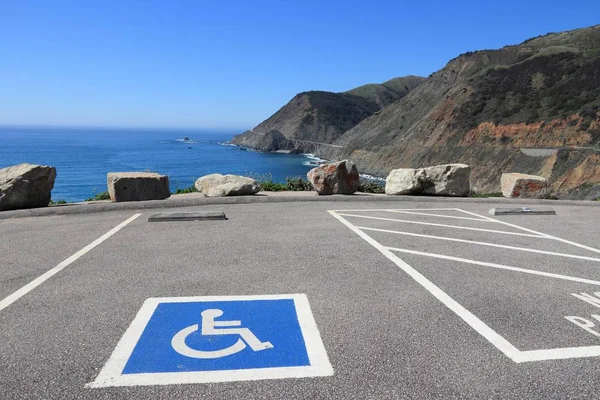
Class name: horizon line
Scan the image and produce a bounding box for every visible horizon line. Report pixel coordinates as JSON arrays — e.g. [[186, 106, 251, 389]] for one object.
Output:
[[0, 124, 249, 132]]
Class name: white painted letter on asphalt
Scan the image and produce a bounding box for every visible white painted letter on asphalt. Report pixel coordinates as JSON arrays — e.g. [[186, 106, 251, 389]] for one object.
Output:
[[571, 292, 600, 309], [565, 316, 600, 338]]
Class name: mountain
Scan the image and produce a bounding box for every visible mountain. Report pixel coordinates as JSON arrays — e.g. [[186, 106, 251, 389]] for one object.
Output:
[[233, 25, 600, 199], [324, 24, 600, 199], [230, 76, 425, 151], [344, 76, 426, 108]]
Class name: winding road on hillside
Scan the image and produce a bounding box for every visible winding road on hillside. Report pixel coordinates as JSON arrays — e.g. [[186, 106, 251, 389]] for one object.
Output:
[[249, 129, 345, 149]]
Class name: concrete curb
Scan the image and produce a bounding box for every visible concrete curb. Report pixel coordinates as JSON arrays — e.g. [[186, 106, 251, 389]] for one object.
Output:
[[0, 192, 598, 220]]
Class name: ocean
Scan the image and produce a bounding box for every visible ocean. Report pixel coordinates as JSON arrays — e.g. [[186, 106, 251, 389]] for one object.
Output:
[[0, 127, 322, 202]]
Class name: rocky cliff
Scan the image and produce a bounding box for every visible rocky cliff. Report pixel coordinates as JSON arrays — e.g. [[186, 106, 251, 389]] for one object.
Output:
[[324, 25, 600, 199], [231, 76, 425, 152]]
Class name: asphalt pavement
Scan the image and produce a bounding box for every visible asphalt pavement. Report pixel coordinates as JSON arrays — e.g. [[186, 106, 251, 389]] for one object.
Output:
[[1, 199, 600, 399]]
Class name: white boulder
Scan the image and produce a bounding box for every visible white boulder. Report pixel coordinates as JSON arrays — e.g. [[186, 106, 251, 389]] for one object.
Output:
[[385, 164, 471, 196], [194, 174, 260, 197], [0, 163, 56, 211]]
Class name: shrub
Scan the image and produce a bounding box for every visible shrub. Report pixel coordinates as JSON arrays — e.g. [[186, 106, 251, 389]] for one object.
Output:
[[49, 199, 67, 205], [285, 177, 312, 191], [173, 186, 197, 195], [246, 172, 312, 192], [358, 180, 385, 193], [259, 181, 287, 191], [85, 191, 111, 201], [469, 192, 504, 198]]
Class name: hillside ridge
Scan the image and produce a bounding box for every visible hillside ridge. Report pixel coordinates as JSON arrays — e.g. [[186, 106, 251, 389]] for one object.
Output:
[[231, 76, 425, 150], [234, 24, 600, 199]]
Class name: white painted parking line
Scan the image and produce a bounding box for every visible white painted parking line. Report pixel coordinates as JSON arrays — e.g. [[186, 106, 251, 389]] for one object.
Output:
[[386, 247, 600, 285], [0, 213, 141, 312], [329, 208, 600, 363], [458, 209, 600, 256], [328, 210, 524, 363], [520, 346, 600, 362], [336, 213, 547, 239], [387, 210, 492, 222], [358, 226, 600, 263], [330, 208, 459, 212], [456, 209, 553, 238]]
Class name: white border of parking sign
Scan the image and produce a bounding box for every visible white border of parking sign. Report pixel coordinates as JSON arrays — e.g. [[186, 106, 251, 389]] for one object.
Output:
[[87, 294, 333, 388]]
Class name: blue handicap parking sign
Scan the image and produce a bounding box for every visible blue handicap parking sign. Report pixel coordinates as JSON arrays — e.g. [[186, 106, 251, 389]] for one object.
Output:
[[88, 294, 333, 388]]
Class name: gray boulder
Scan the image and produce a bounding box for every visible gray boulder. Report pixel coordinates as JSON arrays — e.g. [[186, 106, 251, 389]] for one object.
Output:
[[194, 174, 260, 197], [0, 163, 56, 211], [107, 172, 170, 202], [307, 160, 360, 195], [385, 164, 470, 196]]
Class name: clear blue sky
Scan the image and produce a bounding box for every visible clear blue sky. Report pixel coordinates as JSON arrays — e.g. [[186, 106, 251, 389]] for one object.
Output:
[[1, 1, 599, 130]]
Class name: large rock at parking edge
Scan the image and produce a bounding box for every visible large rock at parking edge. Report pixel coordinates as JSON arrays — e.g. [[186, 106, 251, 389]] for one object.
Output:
[[501, 173, 548, 198], [107, 172, 171, 202], [307, 160, 360, 195], [385, 164, 471, 196], [0, 163, 57, 211], [194, 174, 260, 197]]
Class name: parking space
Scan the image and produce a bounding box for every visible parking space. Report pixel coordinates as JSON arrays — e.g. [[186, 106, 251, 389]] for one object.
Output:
[[330, 207, 600, 362], [1, 201, 600, 399], [0, 212, 141, 300]]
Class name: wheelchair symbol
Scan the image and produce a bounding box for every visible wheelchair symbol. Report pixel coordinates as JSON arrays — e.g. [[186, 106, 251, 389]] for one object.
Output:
[[171, 308, 274, 359]]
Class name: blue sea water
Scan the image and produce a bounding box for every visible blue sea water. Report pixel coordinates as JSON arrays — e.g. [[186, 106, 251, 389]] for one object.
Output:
[[0, 127, 321, 202]]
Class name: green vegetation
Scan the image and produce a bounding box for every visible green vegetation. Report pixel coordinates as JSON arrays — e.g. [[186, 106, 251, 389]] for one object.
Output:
[[49, 199, 68, 205], [172, 186, 197, 195], [85, 191, 111, 201], [259, 180, 288, 191], [469, 192, 504, 198], [345, 76, 425, 108], [358, 180, 385, 193], [283, 177, 313, 191], [453, 50, 600, 132], [246, 173, 313, 192], [171, 178, 199, 195], [250, 172, 385, 193], [304, 91, 380, 142]]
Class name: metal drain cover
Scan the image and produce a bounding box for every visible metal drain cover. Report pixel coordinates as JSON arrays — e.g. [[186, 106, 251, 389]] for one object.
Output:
[[489, 207, 556, 216], [148, 211, 227, 222]]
